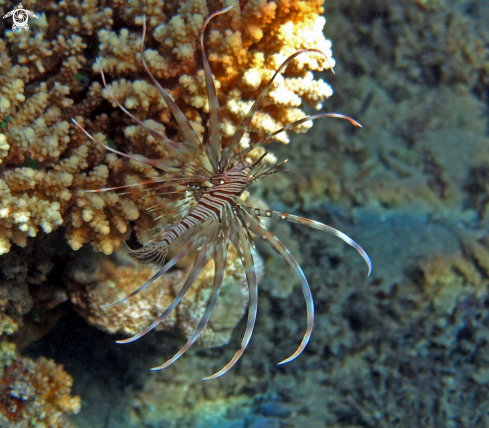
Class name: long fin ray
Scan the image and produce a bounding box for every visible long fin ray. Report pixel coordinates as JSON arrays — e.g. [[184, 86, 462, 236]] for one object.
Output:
[[203, 214, 258, 379], [71, 118, 181, 172], [117, 242, 213, 344], [100, 238, 195, 308], [251, 208, 372, 276], [96, 58, 186, 161], [200, 7, 233, 172], [241, 207, 314, 365], [150, 233, 228, 371], [236, 113, 362, 161], [141, 16, 202, 152]]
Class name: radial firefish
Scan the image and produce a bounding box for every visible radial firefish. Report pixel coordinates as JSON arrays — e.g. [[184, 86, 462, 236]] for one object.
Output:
[[72, 6, 372, 380]]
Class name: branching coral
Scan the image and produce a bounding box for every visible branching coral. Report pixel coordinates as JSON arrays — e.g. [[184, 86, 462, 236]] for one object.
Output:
[[0, 0, 334, 255], [0, 0, 108, 254], [0, 342, 81, 428]]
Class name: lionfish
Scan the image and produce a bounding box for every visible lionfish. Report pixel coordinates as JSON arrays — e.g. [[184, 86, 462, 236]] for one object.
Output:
[[72, 6, 372, 380]]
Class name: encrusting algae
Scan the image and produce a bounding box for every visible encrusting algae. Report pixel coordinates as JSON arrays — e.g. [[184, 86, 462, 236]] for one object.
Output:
[[0, 0, 335, 256]]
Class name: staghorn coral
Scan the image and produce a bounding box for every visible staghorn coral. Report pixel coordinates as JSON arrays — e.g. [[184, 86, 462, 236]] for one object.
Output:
[[67, 245, 263, 348], [0, 0, 334, 255], [0, 342, 80, 428]]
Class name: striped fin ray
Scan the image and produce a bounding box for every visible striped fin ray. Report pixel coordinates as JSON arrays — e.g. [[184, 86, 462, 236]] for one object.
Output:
[[85, 178, 169, 194], [235, 113, 362, 162], [155, 202, 195, 223], [139, 224, 172, 245], [124, 239, 169, 264], [141, 16, 203, 154], [250, 207, 372, 276], [103, 218, 219, 309], [200, 7, 233, 172], [117, 233, 215, 344], [203, 212, 258, 380], [96, 58, 187, 163], [71, 118, 183, 172], [153, 202, 193, 221], [140, 188, 199, 200], [147, 195, 194, 214], [241, 206, 314, 365], [88, 177, 207, 194], [150, 210, 230, 371], [100, 238, 194, 308]]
